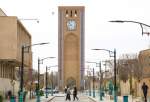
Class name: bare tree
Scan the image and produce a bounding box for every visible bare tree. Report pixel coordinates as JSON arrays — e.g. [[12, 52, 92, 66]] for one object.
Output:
[[117, 53, 142, 95], [52, 71, 58, 88], [118, 53, 142, 81], [117, 59, 129, 82], [48, 71, 58, 89]]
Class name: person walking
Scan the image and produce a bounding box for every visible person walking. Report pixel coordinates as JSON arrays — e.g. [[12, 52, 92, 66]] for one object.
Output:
[[7, 90, 12, 100], [73, 86, 78, 101], [66, 87, 71, 101], [64, 86, 67, 94], [142, 82, 149, 102]]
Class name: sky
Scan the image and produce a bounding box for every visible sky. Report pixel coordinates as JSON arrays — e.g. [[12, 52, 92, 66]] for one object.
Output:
[[0, 0, 150, 72]]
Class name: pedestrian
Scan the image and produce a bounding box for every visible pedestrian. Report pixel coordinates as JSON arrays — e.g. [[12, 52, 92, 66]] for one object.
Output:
[[66, 87, 71, 101], [142, 82, 149, 102], [64, 86, 67, 94], [7, 90, 12, 100], [73, 86, 79, 101]]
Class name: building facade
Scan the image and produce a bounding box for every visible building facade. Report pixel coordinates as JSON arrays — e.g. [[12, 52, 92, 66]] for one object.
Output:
[[138, 49, 150, 97], [58, 6, 85, 90], [0, 8, 32, 96]]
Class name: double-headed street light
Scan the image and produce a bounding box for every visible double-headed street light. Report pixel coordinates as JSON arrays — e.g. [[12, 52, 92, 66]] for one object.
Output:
[[109, 20, 150, 36], [45, 65, 58, 98], [19, 42, 49, 102], [86, 61, 102, 100], [81, 67, 92, 96], [109, 20, 150, 102], [37, 57, 55, 102], [92, 48, 117, 102]]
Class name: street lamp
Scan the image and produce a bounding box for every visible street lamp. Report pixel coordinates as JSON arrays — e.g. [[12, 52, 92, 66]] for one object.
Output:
[[19, 42, 49, 102], [109, 20, 150, 36], [19, 18, 39, 23], [86, 61, 102, 100], [86, 62, 97, 98], [86, 69, 92, 96], [45, 65, 58, 98], [92, 68, 95, 98], [92, 48, 117, 102], [37, 57, 55, 102], [81, 67, 92, 96]]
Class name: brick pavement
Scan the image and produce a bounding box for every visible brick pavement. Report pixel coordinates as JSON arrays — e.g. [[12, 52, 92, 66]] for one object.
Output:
[[88, 94, 146, 102], [3, 92, 148, 102], [49, 94, 96, 102]]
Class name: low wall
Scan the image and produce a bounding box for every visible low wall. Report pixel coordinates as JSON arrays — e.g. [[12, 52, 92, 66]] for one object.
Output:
[[0, 78, 19, 97]]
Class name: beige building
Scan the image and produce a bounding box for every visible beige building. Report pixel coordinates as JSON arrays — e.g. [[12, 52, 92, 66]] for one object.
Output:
[[139, 49, 150, 78], [58, 6, 85, 90], [138, 49, 150, 97], [0, 8, 32, 96]]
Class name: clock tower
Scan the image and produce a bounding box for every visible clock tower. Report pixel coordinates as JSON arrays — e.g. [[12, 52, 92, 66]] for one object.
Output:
[[58, 6, 85, 90]]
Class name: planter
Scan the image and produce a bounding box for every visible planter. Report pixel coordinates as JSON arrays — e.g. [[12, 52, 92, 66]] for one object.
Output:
[[123, 96, 128, 102]]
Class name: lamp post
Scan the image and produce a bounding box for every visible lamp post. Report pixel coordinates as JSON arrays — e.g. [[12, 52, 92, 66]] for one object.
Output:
[[102, 60, 110, 95], [99, 61, 103, 101], [87, 61, 102, 100], [86, 62, 95, 97], [45, 66, 48, 98], [37, 57, 55, 102], [86, 61, 102, 100], [81, 67, 92, 96], [109, 20, 150, 36], [45, 65, 57, 98], [92, 48, 117, 102], [87, 70, 91, 96], [19, 42, 49, 102], [92, 68, 95, 98]]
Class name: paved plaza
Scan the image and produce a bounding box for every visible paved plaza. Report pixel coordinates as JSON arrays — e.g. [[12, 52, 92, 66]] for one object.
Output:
[[4, 92, 148, 102], [50, 95, 95, 102], [26, 92, 146, 102]]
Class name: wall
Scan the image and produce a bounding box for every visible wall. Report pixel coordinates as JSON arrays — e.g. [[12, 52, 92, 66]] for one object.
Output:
[[0, 16, 17, 60], [0, 78, 19, 96], [0, 14, 32, 98], [17, 20, 32, 66], [0, 16, 32, 66], [138, 49, 150, 97]]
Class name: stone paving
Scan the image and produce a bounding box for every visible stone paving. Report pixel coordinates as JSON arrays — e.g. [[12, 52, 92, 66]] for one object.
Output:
[[50, 95, 95, 102], [4, 92, 148, 102]]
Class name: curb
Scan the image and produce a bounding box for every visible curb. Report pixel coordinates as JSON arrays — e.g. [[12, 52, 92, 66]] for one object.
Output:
[[47, 96, 56, 102], [87, 96, 98, 102]]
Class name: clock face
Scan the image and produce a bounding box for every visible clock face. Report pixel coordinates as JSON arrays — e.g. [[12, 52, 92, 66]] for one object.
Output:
[[67, 20, 76, 31]]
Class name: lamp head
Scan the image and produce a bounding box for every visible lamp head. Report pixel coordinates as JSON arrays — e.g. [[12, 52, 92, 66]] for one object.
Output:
[[39, 42, 49, 45], [86, 61, 96, 63], [48, 57, 56, 59], [109, 20, 125, 23], [91, 49, 101, 50]]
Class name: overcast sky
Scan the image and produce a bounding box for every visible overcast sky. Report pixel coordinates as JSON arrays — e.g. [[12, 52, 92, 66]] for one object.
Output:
[[1, 0, 150, 72]]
